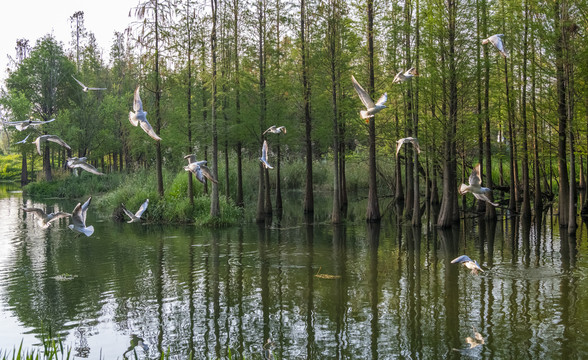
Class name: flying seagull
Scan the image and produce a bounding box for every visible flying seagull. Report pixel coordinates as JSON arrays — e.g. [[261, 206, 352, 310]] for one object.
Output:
[[260, 140, 273, 169], [396, 137, 421, 156], [2, 118, 55, 131], [23, 207, 71, 229], [184, 155, 217, 184], [351, 75, 387, 120], [72, 75, 107, 92], [451, 255, 484, 275], [129, 85, 162, 141], [459, 163, 499, 206], [69, 197, 94, 237], [482, 34, 508, 58], [67, 157, 105, 176], [14, 134, 30, 145], [392, 67, 419, 84], [263, 125, 287, 135], [33, 135, 71, 156], [122, 199, 149, 223]]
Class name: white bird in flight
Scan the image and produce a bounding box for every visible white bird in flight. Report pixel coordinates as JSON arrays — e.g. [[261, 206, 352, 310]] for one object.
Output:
[[72, 75, 107, 92], [69, 197, 94, 237], [67, 157, 105, 176], [459, 164, 499, 207], [23, 207, 71, 229], [14, 134, 30, 145], [33, 135, 71, 156], [451, 255, 484, 275], [351, 75, 387, 120], [482, 34, 508, 58], [121, 199, 149, 223], [260, 140, 273, 169], [396, 137, 421, 156], [129, 86, 161, 141], [263, 125, 287, 135], [392, 67, 419, 84], [184, 154, 217, 184], [2, 118, 55, 131]]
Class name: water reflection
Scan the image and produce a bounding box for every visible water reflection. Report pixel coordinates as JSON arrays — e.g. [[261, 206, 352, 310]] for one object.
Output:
[[1, 188, 588, 358]]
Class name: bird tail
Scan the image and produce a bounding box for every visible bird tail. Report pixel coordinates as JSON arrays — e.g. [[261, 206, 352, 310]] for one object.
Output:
[[82, 226, 95, 237], [459, 184, 469, 195], [360, 110, 373, 119], [129, 112, 139, 126]]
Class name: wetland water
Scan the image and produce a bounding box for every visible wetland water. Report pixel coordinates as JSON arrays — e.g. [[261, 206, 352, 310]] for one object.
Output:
[[1, 183, 588, 359]]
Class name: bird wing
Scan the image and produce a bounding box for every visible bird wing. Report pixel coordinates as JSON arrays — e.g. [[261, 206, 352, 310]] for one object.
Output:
[[30, 118, 56, 125], [262, 140, 269, 161], [46, 135, 71, 150], [393, 71, 405, 83], [184, 154, 197, 164], [351, 75, 375, 109], [34, 137, 42, 155], [451, 255, 473, 264], [278, 126, 287, 134], [195, 160, 207, 166], [79, 161, 105, 175], [71, 202, 85, 227], [133, 86, 143, 112], [139, 119, 162, 141], [46, 212, 72, 224], [121, 204, 136, 220], [23, 207, 47, 219], [195, 167, 206, 184], [263, 126, 276, 135], [72, 76, 86, 89], [469, 164, 482, 186], [135, 199, 149, 218], [473, 192, 498, 207], [396, 139, 404, 156], [81, 197, 92, 225], [15, 134, 30, 144], [412, 138, 421, 153], [200, 165, 218, 184], [375, 92, 387, 107], [87, 87, 107, 91], [128, 112, 139, 127]]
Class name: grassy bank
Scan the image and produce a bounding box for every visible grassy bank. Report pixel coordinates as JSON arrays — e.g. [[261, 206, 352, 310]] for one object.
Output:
[[0, 154, 22, 181], [19, 156, 379, 225]]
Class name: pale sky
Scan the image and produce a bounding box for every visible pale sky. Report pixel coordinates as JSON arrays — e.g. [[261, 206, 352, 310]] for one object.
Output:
[[1, 0, 141, 82]]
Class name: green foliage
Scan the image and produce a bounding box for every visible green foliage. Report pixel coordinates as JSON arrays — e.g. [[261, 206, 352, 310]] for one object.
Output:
[[24, 172, 124, 198], [0, 154, 22, 181]]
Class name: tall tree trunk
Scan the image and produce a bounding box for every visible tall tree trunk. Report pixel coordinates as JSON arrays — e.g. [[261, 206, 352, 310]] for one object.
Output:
[[531, 32, 542, 212], [233, 0, 243, 208], [186, 1, 194, 206], [154, 1, 164, 197], [366, 0, 380, 222], [301, 0, 314, 214], [520, 0, 531, 220], [43, 143, 52, 181], [481, 0, 496, 219], [475, 0, 485, 213], [329, 0, 341, 224], [275, 0, 283, 211], [20, 151, 28, 186], [554, 0, 569, 226], [403, 0, 414, 220], [564, 0, 576, 233], [437, 0, 458, 227], [256, 0, 268, 221], [210, 0, 220, 217], [411, 0, 421, 227]]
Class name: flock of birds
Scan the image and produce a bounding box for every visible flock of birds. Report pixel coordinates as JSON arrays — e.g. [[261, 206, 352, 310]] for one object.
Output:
[[7, 33, 507, 243], [350, 33, 507, 209]]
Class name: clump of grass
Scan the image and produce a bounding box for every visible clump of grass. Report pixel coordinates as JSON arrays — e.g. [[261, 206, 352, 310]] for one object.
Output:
[[0, 154, 22, 181], [24, 172, 124, 198]]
